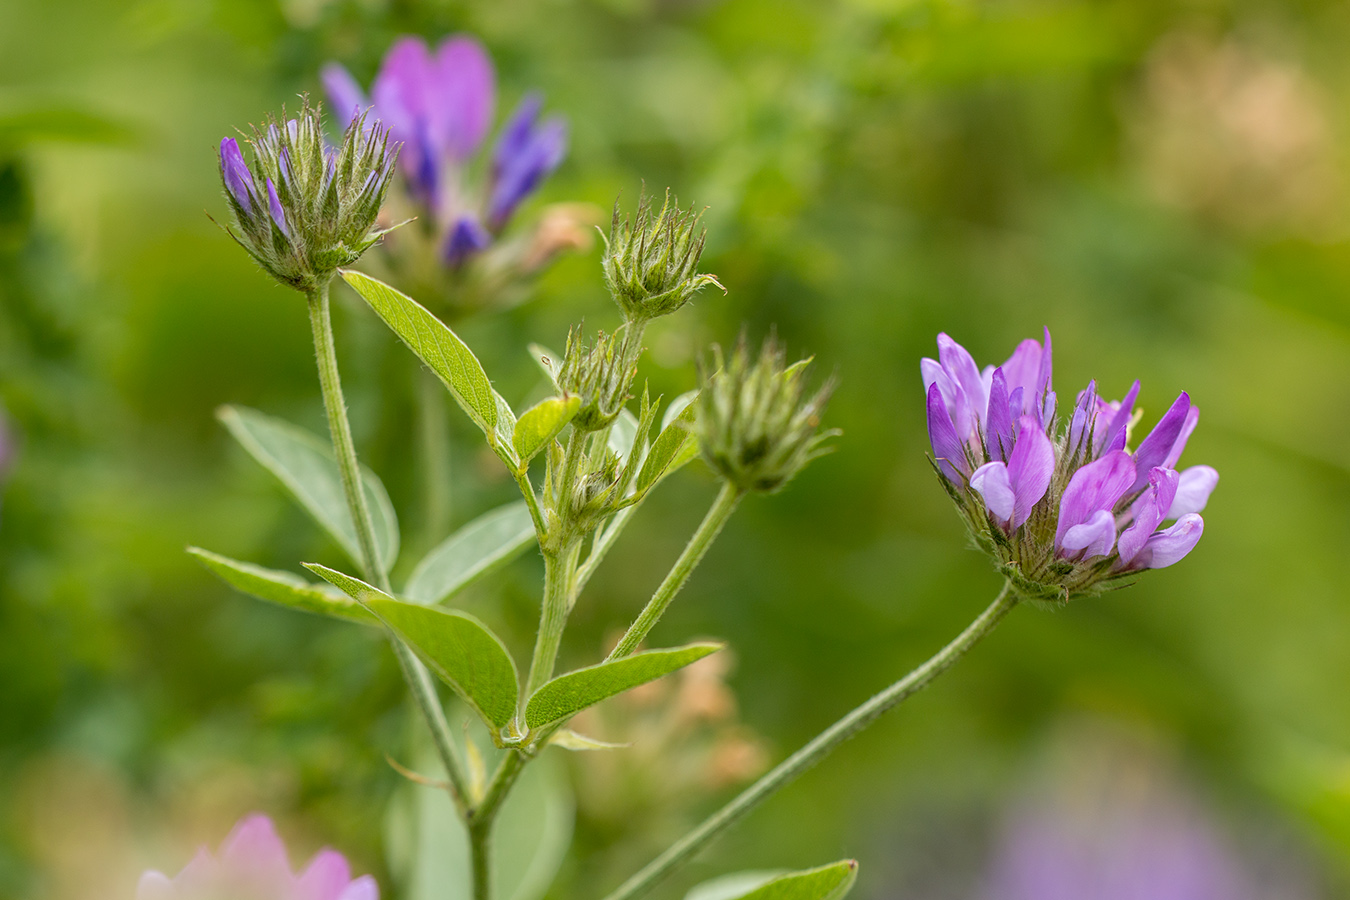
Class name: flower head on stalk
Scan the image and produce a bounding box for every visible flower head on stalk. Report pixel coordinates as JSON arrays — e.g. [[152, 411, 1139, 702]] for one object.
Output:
[[696, 334, 837, 494], [321, 36, 570, 278], [603, 188, 725, 323], [136, 814, 377, 900], [923, 330, 1218, 602], [217, 99, 398, 293]]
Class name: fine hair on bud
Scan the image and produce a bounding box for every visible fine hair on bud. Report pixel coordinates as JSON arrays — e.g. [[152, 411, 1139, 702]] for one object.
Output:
[[558, 324, 638, 431], [601, 186, 725, 322], [217, 96, 400, 293], [695, 331, 838, 494]]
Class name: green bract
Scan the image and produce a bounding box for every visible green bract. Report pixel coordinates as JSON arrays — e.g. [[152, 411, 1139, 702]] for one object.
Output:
[[601, 188, 724, 322]]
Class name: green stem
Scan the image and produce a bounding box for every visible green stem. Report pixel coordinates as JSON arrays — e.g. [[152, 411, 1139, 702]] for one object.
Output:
[[469, 817, 493, 900], [525, 541, 581, 697], [599, 580, 1019, 900], [607, 482, 743, 661], [306, 281, 470, 811], [514, 470, 547, 540]]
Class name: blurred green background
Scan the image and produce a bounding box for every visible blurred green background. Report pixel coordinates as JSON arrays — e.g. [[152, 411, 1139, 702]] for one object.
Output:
[[3, 0, 1350, 898]]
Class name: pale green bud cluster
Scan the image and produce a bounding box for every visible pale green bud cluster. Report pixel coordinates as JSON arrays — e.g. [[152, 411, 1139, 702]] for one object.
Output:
[[218, 99, 398, 293], [695, 335, 837, 494], [557, 325, 637, 432], [601, 188, 724, 322]]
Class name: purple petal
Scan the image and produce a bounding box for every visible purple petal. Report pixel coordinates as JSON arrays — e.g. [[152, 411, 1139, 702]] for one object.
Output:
[[1059, 508, 1116, 559], [1162, 404, 1200, 469], [1134, 513, 1205, 569], [1169, 464, 1218, 518], [442, 214, 492, 266], [1035, 327, 1053, 418], [373, 36, 439, 199], [1117, 467, 1180, 567], [1100, 380, 1140, 457], [922, 356, 970, 446], [298, 849, 352, 900], [220, 814, 292, 882], [1006, 416, 1055, 528], [1130, 392, 1191, 493], [986, 368, 1014, 462], [927, 382, 968, 481], [1055, 450, 1135, 550], [938, 333, 987, 437], [493, 92, 542, 175], [433, 35, 495, 160], [173, 848, 218, 893], [970, 461, 1015, 524], [1001, 337, 1043, 415], [265, 178, 289, 237], [1068, 379, 1097, 458], [340, 875, 380, 900], [135, 871, 175, 900], [487, 114, 567, 229], [321, 62, 369, 131], [219, 137, 256, 215]]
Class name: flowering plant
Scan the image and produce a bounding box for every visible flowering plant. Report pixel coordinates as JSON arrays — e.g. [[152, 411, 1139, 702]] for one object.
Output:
[[145, 35, 1219, 900]]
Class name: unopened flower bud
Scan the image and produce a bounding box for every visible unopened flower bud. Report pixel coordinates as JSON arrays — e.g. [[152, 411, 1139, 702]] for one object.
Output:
[[217, 99, 398, 293], [558, 325, 637, 432], [601, 188, 724, 322], [695, 334, 837, 494]]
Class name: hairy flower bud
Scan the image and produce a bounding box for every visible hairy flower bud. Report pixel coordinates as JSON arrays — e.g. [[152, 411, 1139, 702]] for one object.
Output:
[[695, 334, 837, 494], [602, 188, 724, 322], [217, 99, 398, 293], [923, 330, 1218, 602], [557, 325, 637, 432]]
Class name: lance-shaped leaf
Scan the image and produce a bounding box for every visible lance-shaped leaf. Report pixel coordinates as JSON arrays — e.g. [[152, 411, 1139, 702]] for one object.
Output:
[[514, 395, 581, 465], [527, 343, 562, 389], [342, 270, 517, 464], [635, 397, 698, 497], [403, 502, 537, 606], [688, 862, 859, 900], [188, 547, 377, 625], [218, 405, 399, 574], [548, 730, 631, 752], [308, 564, 520, 729], [525, 643, 721, 731]]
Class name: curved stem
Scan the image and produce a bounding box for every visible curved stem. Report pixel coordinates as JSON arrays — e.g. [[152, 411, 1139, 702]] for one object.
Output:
[[306, 282, 470, 812], [607, 482, 743, 661], [599, 580, 1019, 900]]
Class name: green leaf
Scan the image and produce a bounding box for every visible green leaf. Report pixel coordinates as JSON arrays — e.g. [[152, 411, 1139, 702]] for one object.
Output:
[[525, 643, 721, 731], [188, 547, 376, 625], [218, 405, 399, 574], [608, 407, 641, 460], [403, 503, 537, 606], [307, 564, 520, 729], [388, 735, 573, 900], [635, 397, 698, 497], [514, 395, 581, 465], [342, 270, 517, 463], [527, 343, 562, 389], [688, 862, 858, 900]]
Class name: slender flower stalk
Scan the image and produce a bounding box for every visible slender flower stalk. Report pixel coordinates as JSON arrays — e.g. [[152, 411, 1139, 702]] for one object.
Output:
[[601, 582, 1020, 900]]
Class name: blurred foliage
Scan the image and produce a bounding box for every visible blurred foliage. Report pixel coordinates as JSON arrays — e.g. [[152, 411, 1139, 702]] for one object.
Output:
[[3, 0, 1350, 898]]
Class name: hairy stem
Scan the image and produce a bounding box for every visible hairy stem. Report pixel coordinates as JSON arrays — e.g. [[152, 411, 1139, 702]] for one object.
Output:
[[607, 482, 743, 660], [600, 580, 1019, 900], [525, 541, 581, 697], [306, 282, 470, 811], [469, 817, 493, 900]]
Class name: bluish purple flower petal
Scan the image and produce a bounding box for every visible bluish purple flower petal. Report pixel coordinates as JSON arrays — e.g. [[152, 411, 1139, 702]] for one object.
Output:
[[1068, 379, 1097, 457], [986, 367, 1014, 462], [265, 178, 288, 237], [971, 461, 1015, 523], [1056, 450, 1135, 552], [493, 92, 543, 176], [1060, 508, 1116, 559], [321, 62, 369, 131], [1007, 416, 1055, 528], [1133, 513, 1205, 570], [1169, 465, 1219, 518], [937, 333, 988, 437], [1163, 404, 1201, 469], [487, 114, 567, 229], [927, 382, 968, 481], [1130, 391, 1191, 493], [1100, 380, 1140, 457], [1001, 337, 1044, 412], [219, 137, 256, 215], [442, 214, 492, 267], [431, 35, 495, 161], [1117, 467, 1180, 567]]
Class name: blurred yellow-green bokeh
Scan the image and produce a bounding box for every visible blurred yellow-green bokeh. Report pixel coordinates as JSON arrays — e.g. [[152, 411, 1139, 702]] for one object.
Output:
[[3, 0, 1350, 898]]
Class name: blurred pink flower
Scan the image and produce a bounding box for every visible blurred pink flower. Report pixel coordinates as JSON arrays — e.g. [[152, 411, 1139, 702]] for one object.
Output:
[[136, 814, 377, 900]]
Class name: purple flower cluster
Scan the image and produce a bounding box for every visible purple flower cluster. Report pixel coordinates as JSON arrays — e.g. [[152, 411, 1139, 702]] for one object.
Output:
[[924, 330, 1217, 599], [322, 35, 567, 267], [137, 814, 377, 900]]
